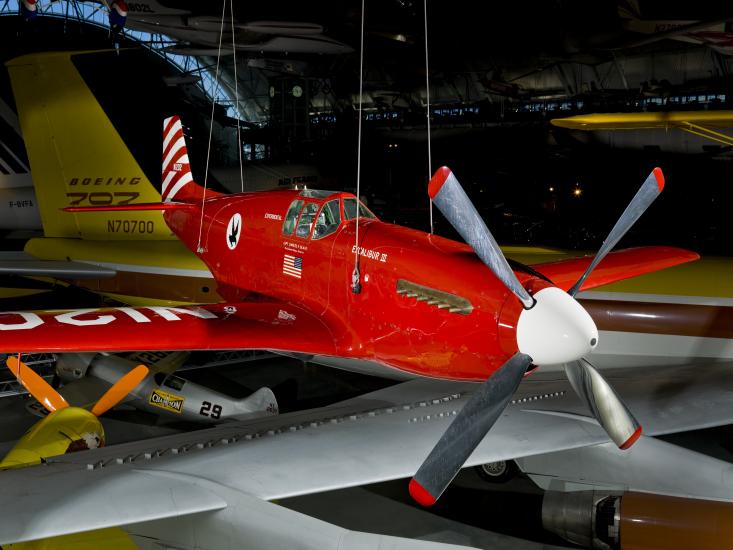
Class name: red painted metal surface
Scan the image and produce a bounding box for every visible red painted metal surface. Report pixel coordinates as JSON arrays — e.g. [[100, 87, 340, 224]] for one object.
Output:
[[13, 182, 698, 382], [533, 247, 699, 294], [0, 302, 336, 356]]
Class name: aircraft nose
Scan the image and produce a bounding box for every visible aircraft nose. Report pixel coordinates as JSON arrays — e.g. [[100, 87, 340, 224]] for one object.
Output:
[[516, 287, 598, 365]]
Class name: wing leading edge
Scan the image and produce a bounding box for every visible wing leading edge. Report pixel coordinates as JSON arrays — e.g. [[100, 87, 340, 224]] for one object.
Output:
[[531, 246, 698, 293]]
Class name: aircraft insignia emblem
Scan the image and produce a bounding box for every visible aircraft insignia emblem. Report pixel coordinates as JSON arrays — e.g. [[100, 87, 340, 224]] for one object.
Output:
[[227, 213, 242, 250]]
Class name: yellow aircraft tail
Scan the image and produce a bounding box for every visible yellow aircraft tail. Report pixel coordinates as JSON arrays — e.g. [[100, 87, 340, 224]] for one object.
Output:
[[6, 51, 173, 241], [4, 51, 218, 306]]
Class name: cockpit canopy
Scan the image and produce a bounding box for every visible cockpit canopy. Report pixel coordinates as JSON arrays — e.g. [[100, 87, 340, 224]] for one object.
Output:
[[282, 191, 376, 240], [297, 189, 338, 199]]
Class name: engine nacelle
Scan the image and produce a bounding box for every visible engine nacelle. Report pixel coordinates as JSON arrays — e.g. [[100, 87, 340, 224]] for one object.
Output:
[[543, 490, 733, 550]]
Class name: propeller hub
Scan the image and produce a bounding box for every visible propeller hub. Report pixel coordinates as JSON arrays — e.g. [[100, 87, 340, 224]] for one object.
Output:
[[516, 287, 598, 365]]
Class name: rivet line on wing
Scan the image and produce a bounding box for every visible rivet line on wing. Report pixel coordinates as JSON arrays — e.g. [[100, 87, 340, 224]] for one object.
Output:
[[81, 393, 466, 471], [510, 390, 565, 405]]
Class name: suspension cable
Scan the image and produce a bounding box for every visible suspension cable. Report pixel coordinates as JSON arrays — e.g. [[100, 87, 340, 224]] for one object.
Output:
[[229, 0, 244, 192], [351, 0, 365, 294], [196, 0, 227, 253], [424, 0, 433, 234]]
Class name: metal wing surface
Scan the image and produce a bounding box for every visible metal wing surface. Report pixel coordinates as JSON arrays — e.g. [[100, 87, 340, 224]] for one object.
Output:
[[530, 246, 698, 293], [1, 361, 733, 544], [0, 302, 337, 356]]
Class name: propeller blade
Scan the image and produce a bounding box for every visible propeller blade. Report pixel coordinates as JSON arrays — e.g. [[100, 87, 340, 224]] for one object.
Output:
[[564, 359, 642, 449], [568, 168, 664, 296], [429, 167, 534, 309], [410, 352, 532, 506], [90, 364, 149, 417], [6, 355, 68, 413]]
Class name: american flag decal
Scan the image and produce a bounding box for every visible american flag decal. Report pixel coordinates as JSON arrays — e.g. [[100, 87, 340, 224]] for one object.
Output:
[[283, 254, 303, 279]]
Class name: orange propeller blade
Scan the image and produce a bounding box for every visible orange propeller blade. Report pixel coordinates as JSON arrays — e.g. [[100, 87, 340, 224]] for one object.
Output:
[[6, 355, 68, 413], [91, 364, 149, 417]]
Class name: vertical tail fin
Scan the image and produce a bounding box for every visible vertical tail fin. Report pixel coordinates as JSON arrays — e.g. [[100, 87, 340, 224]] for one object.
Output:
[[162, 116, 215, 203], [6, 51, 172, 240]]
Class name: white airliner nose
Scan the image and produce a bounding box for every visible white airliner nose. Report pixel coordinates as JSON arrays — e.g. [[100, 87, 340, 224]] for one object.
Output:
[[516, 286, 598, 365]]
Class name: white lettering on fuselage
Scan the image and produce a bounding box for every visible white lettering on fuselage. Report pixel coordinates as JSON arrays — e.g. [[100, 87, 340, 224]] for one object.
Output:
[[352, 245, 388, 263], [283, 240, 308, 254], [265, 213, 283, 221], [146, 306, 218, 321], [56, 309, 116, 326], [0, 307, 218, 330], [0, 311, 42, 331], [116, 307, 152, 323]]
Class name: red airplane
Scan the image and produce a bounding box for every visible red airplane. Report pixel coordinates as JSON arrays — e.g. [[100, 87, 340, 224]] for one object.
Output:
[[0, 116, 697, 506]]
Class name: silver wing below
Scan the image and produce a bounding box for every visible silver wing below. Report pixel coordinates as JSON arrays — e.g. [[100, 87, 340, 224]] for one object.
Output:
[[1, 361, 733, 544]]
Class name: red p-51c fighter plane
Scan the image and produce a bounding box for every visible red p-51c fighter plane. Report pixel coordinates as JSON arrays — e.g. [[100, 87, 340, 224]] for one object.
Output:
[[0, 116, 697, 506]]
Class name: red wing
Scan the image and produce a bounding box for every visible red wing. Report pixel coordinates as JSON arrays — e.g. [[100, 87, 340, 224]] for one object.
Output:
[[0, 302, 337, 355], [530, 246, 699, 293]]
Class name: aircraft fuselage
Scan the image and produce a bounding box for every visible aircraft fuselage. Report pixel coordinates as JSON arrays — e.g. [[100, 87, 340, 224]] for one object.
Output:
[[165, 189, 534, 381]]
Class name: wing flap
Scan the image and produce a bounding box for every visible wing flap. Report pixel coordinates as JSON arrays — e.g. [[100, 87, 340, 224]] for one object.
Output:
[[0, 302, 337, 356], [63, 202, 197, 212], [531, 246, 699, 293]]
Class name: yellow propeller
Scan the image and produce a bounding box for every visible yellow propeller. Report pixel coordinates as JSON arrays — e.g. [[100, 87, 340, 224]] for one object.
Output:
[[7, 355, 68, 413], [6, 354, 149, 417], [2, 355, 150, 469], [91, 364, 149, 416]]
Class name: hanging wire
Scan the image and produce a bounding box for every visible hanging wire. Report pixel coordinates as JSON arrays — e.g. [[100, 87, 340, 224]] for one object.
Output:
[[229, 0, 244, 192], [424, 0, 434, 234], [351, 0, 365, 294], [196, 0, 227, 253]]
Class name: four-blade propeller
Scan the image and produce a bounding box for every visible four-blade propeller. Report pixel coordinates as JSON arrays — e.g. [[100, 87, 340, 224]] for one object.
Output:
[[4, 165, 664, 503], [428, 167, 535, 309], [411, 166, 664, 506]]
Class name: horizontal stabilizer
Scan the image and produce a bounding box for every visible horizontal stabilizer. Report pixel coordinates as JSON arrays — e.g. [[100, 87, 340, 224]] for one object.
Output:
[[0, 252, 116, 279], [64, 202, 197, 213], [230, 387, 279, 420]]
